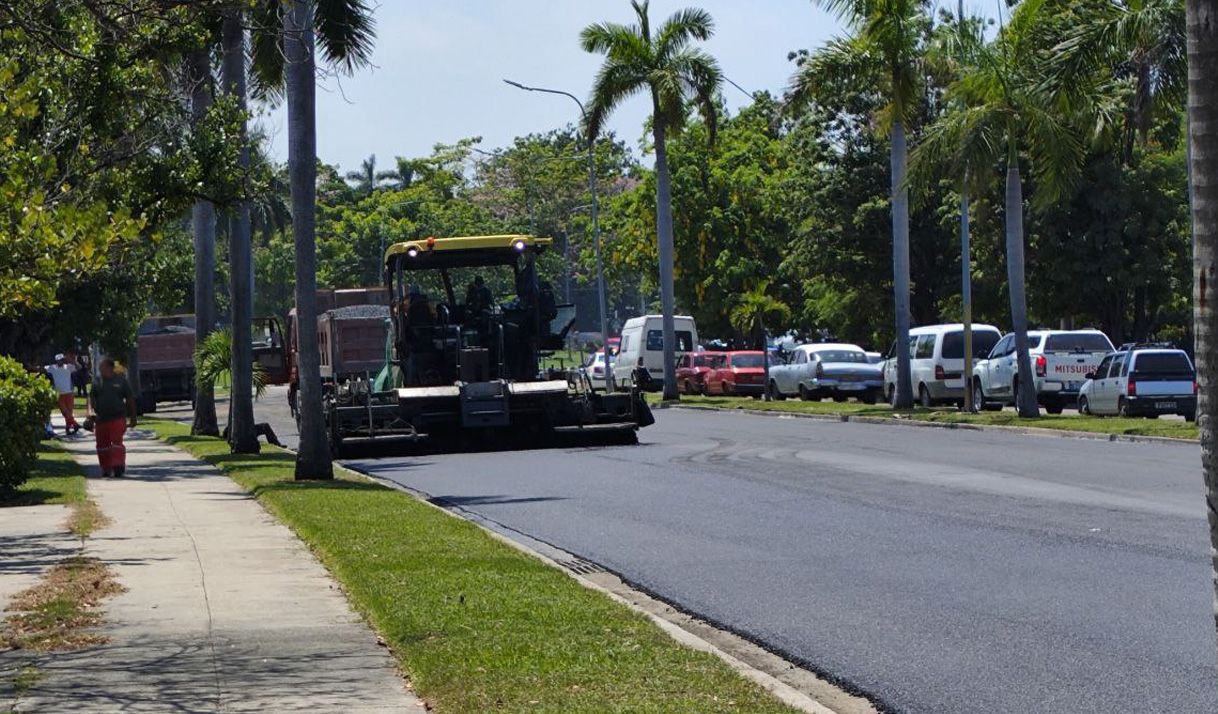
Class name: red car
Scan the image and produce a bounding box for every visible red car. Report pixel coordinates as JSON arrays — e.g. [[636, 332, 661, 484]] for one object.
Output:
[[705, 351, 767, 397], [676, 352, 726, 394]]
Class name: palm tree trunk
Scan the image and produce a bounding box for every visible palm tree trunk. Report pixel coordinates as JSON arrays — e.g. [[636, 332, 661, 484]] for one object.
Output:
[[222, 11, 259, 453], [961, 177, 974, 412], [1005, 164, 1039, 417], [1186, 0, 1218, 662], [286, 0, 333, 480], [188, 48, 219, 437], [653, 118, 679, 401], [891, 120, 914, 408]]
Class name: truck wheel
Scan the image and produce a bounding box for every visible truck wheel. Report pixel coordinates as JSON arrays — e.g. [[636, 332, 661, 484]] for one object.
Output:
[[919, 384, 933, 409], [1185, 410, 1197, 423], [1079, 396, 1092, 416], [769, 381, 786, 401], [972, 381, 986, 412], [798, 384, 811, 401], [1118, 398, 1131, 418]]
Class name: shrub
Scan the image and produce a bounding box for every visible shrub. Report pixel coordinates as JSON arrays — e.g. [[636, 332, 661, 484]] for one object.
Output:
[[0, 355, 56, 496]]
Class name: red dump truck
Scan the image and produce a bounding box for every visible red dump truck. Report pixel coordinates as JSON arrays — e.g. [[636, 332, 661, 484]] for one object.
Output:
[[288, 288, 392, 417], [136, 315, 196, 413]]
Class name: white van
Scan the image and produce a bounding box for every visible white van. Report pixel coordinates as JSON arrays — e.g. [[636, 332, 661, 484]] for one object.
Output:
[[882, 323, 1002, 406], [613, 315, 698, 391]]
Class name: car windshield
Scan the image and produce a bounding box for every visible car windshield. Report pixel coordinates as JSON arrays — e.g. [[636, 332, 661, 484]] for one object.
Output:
[[694, 354, 719, 367], [1134, 352, 1193, 374], [731, 354, 764, 368], [814, 350, 868, 363], [1045, 333, 1113, 352], [941, 331, 1000, 359]]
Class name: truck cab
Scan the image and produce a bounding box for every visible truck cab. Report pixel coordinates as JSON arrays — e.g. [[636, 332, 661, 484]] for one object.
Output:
[[972, 329, 1113, 413]]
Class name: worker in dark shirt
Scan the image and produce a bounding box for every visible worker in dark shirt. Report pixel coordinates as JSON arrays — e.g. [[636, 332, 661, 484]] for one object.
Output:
[[89, 358, 136, 478]]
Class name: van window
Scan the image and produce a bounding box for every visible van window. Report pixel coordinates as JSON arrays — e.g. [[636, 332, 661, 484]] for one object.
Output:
[[1133, 352, 1193, 374], [646, 329, 694, 352], [620, 335, 630, 353], [941, 330, 1001, 360], [914, 334, 936, 359], [1108, 353, 1126, 378]]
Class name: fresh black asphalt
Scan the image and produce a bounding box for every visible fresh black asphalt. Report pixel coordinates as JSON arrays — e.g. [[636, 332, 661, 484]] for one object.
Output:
[[212, 389, 1217, 713]]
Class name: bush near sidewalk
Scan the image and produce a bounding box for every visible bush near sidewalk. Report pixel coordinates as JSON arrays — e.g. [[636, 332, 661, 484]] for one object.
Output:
[[0, 357, 56, 498], [145, 419, 800, 714]]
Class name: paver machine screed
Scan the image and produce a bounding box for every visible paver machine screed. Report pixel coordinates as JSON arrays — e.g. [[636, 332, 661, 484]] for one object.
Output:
[[321, 234, 652, 454]]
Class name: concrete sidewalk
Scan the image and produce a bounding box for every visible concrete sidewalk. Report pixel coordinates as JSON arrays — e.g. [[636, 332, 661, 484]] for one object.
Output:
[[4, 429, 422, 713]]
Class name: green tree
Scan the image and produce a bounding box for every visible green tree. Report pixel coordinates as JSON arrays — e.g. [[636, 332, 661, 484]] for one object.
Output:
[[346, 154, 380, 194], [729, 281, 791, 401], [791, 0, 931, 408], [581, 0, 724, 400]]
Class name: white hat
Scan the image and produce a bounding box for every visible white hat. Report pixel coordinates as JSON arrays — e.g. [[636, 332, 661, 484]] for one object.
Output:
[[54, 353, 65, 361]]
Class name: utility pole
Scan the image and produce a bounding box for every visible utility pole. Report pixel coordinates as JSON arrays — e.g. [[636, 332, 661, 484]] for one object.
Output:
[[504, 78, 615, 390]]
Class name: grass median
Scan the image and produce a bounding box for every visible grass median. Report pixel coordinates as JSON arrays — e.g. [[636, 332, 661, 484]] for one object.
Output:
[[652, 394, 1198, 440], [144, 418, 799, 714]]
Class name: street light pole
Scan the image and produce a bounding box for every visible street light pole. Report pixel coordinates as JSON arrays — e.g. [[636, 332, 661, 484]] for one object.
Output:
[[504, 78, 615, 390]]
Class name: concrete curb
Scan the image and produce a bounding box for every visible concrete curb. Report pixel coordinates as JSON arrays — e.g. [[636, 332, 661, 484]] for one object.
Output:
[[655, 403, 1197, 447]]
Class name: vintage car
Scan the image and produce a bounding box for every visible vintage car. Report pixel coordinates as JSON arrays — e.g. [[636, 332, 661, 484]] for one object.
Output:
[[676, 351, 726, 394], [704, 351, 767, 397], [769, 343, 882, 403]]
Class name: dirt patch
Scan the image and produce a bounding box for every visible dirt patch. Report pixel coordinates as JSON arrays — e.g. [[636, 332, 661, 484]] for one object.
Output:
[[1, 556, 125, 652]]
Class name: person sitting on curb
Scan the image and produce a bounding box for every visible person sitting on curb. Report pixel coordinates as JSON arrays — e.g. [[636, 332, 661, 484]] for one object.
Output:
[[90, 358, 137, 478]]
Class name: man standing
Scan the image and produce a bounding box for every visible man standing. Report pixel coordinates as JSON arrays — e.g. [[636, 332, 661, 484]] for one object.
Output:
[[45, 353, 80, 434], [90, 358, 137, 478]]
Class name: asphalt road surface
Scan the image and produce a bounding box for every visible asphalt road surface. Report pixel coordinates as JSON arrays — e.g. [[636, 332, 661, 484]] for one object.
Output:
[[174, 388, 1218, 713]]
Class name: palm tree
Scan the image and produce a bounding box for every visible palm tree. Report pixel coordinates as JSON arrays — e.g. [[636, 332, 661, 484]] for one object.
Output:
[[276, 0, 374, 479], [346, 154, 379, 194], [221, 10, 259, 453], [1184, 0, 1218, 647], [195, 328, 268, 440], [187, 47, 220, 437], [377, 156, 421, 190], [910, 0, 1090, 417], [789, 0, 930, 409], [729, 281, 791, 402], [1052, 0, 1185, 160], [581, 0, 723, 401]]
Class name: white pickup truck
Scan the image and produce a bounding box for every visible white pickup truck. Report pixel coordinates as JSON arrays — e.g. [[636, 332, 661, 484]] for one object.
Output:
[[971, 329, 1114, 414]]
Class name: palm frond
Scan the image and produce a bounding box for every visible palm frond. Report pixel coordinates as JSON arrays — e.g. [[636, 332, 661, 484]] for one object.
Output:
[[671, 47, 722, 143], [315, 0, 376, 73], [248, 0, 284, 103], [655, 6, 715, 63], [195, 328, 268, 398], [1023, 101, 1085, 206], [584, 58, 649, 139], [786, 36, 877, 109]]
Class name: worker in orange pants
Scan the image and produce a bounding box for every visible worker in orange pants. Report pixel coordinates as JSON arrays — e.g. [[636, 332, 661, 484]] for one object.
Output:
[[89, 359, 137, 478]]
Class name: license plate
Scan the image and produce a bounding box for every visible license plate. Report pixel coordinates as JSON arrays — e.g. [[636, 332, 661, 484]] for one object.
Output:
[[1155, 401, 1177, 409], [1066, 381, 1079, 391]]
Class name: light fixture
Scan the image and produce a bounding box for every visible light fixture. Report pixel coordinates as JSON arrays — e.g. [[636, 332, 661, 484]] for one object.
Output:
[[513, 239, 526, 252], [406, 247, 419, 258]]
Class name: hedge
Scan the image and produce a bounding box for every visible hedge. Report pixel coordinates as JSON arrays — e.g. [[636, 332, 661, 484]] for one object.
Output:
[[0, 355, 56, 497]]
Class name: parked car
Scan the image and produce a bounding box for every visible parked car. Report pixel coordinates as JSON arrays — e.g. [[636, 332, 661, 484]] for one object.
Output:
[[883, 324, 1003, 407], [705, 351, 767, 397], [613, 314, 698, 391], [579, 350, 614, 391], [972, 329, 1114, 414], [676, 351, 725, 394], [770, 343, 883, 403], [1078, 345, 1196, 421]]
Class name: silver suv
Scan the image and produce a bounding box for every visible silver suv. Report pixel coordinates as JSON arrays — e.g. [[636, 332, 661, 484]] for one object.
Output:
[[1078, 345, 1196, 421]]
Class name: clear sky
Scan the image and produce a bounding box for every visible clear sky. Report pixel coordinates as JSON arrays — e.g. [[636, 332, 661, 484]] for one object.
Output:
[[263, 0, 846, 172]]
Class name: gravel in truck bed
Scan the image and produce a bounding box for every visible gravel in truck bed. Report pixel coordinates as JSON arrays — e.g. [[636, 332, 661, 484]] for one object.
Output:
[[326, 304, 390, 319]]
